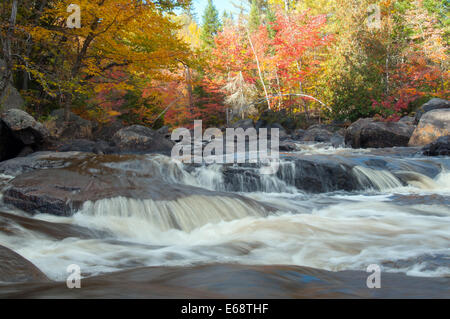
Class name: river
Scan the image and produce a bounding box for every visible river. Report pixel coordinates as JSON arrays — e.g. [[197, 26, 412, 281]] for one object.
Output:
[[0, 143, 449, 298]]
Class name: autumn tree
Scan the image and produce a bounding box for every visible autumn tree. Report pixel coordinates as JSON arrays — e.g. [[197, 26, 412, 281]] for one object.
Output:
[[22, 0, 191, 121]]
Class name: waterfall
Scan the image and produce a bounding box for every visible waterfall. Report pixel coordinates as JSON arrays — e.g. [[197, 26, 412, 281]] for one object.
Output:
[[78, 195, 271, 234], [352, 166, 404, 191]]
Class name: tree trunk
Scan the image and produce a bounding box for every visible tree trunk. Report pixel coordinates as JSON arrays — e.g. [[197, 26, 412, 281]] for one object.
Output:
[[185, 65, 194, 115], [64, 93, 72, 122], [247, 31, 271, 110], [0, 0, 19, 94]]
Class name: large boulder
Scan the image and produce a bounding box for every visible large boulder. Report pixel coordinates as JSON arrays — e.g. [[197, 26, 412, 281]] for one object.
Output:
[[415, 98, 450, 124], [231, 119, 255, 130], [0, 59, 25, 112], [0, 121, 23, 161], [2, 154, 270, 221], [0, 109, 49, 161], [346, 119, 414, 149], [1, 109, 49, 146], [157, 126, 171, 139], [93, 121, 124, 142], [423, 135, 450, 157], [330, 133, 345, 148], [399, 116, 415, 126], [303, 128, 333, 143], [49, 109, 94, 140], [345, 118, 374, 148], [291, 129, 306, 141], [256, 122, 288, 139], [409, 109, 450, 146], [113, 125, 174, 154], [56, 139, 118, 155]]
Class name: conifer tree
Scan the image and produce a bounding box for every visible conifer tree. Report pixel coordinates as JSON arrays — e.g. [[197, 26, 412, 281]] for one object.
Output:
[[249, 0, 261, 32], [200, 0, 221, 48]]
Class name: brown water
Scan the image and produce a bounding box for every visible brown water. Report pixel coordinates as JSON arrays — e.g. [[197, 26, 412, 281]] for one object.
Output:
[[0, 145, 449, 298]]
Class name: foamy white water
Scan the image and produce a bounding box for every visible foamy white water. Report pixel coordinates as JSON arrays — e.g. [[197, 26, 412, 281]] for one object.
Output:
[[1, 147, 449, 282]]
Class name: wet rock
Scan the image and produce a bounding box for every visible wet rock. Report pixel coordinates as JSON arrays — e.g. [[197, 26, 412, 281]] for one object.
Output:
[[330, 133, 345, 148], [0, 151, 87, 176], [223, 156, 363, 193], [279, 141, 297, 152], [290, 157, 361, 193], [0, 245, 49, 283], [49, 109, 93, 140], [1, 264, 448, 299], [113, 125, 174, 155], [409, 109, 450, 146], [1, 109, 49, 146], [414, 98, 450, 124], [56, 139, 118, 155], [423, 135, 450, 156], [346, 119, 414, 148], [2, 155, 266, 217], [0, 211, 108, 240]]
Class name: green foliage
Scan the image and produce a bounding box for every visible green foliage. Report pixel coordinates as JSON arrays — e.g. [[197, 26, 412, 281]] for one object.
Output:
[[249, 0, 262, 32], [200, 0, 221, 48]]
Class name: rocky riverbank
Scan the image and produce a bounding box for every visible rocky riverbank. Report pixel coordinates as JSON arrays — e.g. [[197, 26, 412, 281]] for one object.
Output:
[[0, 98, 449, 163]]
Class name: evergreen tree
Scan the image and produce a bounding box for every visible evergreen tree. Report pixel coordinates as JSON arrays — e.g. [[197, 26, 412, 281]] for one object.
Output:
[[200, 0, 221, 48], [249, 0, 261, 32], [266, 7, 277, 38]]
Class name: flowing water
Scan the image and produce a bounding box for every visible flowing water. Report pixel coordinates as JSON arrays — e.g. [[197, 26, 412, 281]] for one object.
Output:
[[0, 143, 449, 298]]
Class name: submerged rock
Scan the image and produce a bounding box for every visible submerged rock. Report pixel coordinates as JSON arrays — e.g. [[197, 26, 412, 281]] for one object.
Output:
[[409, 109, 450, 146], [0, 211, 108, 240], [1, 264, 447, 298], [0, 245, 49, 283]]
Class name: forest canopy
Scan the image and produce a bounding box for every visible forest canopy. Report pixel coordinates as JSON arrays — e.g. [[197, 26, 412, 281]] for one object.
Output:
[[0, 0, 448, 128]]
